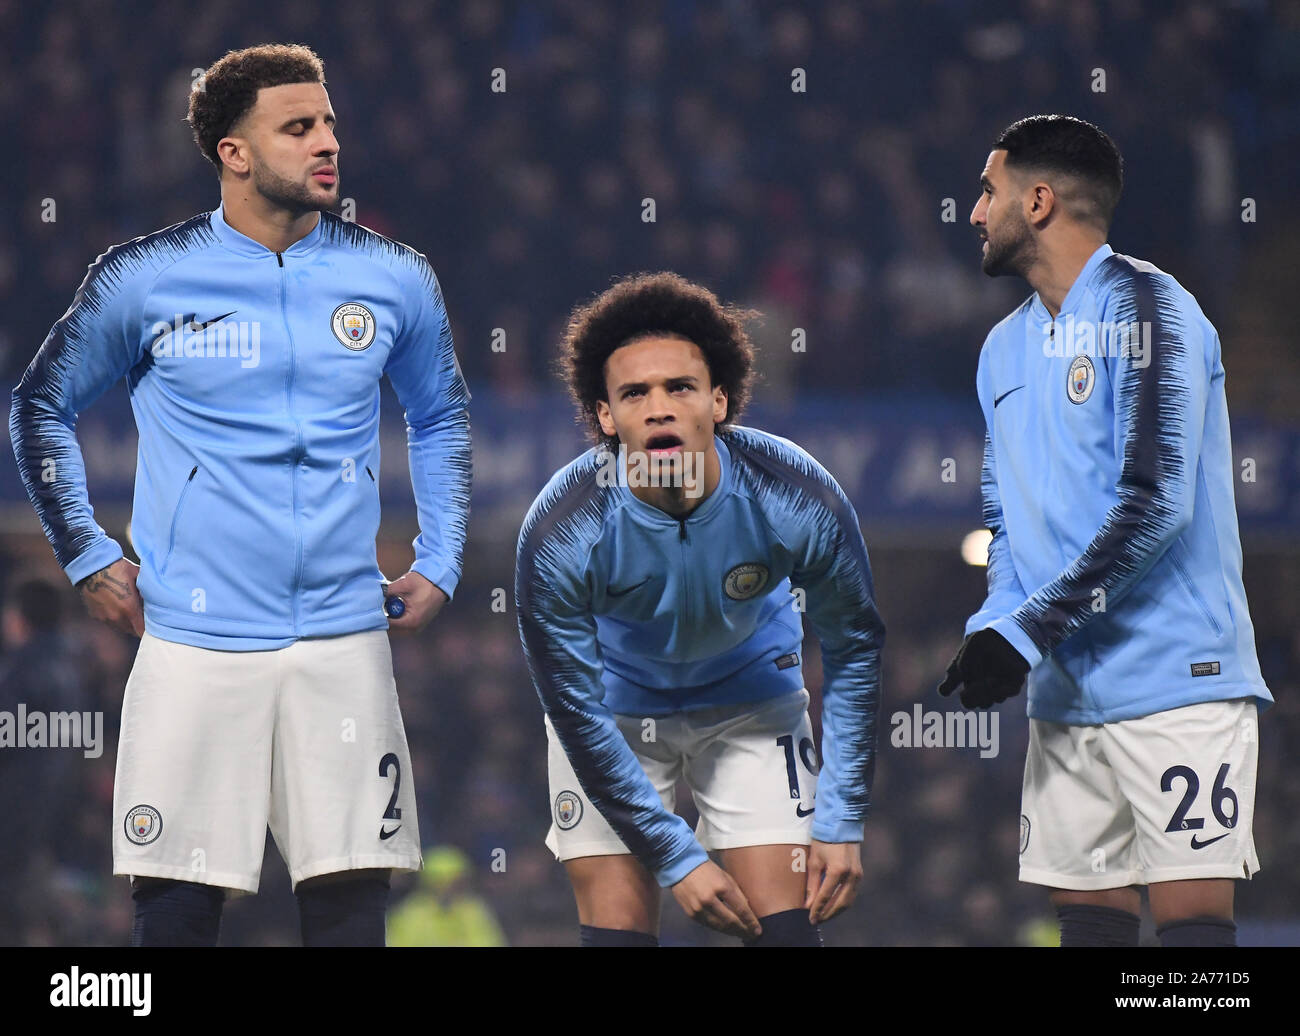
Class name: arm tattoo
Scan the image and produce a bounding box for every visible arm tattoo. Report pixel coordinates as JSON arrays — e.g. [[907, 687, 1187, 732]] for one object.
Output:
[[79, 569, 130, 601]]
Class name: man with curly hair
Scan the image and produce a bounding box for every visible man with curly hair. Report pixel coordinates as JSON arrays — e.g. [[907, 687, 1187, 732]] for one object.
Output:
[[10, 44, 471, 946], [515, 272, 884, 946]]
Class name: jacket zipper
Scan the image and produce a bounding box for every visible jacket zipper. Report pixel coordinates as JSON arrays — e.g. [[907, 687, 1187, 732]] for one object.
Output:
[[163, 465, 199, 571], [678, 516, 691, 632], [279, 251, 305, 634], [1170, 551, 1223, 637]]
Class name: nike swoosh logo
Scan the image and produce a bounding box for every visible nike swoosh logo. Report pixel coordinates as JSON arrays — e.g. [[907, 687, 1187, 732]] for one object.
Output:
[[993, 385, 1025, 407], [379, 824, 402, 840], [607, 577, 651, 599], [188, 310, 237, 331], [796, 805, 816, 817], [1189, 832, 1230, 850]]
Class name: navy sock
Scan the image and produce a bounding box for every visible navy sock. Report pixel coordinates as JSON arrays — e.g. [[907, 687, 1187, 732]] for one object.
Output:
[[1055, 904, 1141, 947], [296, 876, 390, 947], [1158, 916, 1237, 947], [130, 880, 225, 947], [743, 908, 822, 947], [579, 925, 658, 947]]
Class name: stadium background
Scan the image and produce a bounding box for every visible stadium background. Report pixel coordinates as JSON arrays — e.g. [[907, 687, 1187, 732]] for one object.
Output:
[[1, 0, 1297, 946]]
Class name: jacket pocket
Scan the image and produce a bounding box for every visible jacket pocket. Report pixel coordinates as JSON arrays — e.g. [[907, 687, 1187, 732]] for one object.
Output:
[[161, 465, 199, 574], [1170, 549, 1223, 638]]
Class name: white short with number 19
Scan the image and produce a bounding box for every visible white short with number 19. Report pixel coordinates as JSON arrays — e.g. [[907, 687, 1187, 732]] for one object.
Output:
[[545, 689, 819, 864]]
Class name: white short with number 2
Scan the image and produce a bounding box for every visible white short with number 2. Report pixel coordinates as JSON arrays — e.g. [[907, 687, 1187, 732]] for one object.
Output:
[[1019, 698, 1259, 889], [113, 630, 422, 895]]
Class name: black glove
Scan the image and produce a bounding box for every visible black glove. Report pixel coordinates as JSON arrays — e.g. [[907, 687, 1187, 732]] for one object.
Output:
[[936, 629, 1030, 709]]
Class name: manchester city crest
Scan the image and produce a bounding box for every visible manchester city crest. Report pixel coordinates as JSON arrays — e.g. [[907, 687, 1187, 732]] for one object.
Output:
[[125, 804, 163, 845], [554, 790, 583, 830], [331, 302, 376, 351], [724, 562, 769, 601], [1067, 354, 1095, 404]]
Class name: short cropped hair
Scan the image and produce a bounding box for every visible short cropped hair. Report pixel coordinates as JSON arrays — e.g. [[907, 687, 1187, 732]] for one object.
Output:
[[188, 43, 326, 172], [995, 114, 1124, 233]]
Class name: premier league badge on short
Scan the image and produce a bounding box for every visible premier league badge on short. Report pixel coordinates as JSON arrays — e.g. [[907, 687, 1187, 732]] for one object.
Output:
[[331, 302, 376, 351], [125, 804, 163, 845], [724, 562, 769, 601], [554, 790, 583, 830], [1067, 354, 1095, 404]]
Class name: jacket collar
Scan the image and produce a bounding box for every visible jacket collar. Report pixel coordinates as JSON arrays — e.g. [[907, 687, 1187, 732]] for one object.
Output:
[[617, 435, 732, 529], [209, 202, 326, 259], [1030, 242, 1113, 322]]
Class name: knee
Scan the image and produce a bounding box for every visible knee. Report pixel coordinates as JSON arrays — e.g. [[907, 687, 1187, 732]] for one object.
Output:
[[1053, 903, 1141, 947], [742, 908, 822, 948], [295, 871, 391, 947], [1050, 888, 1141, 947], [130, 878, 225, 948]]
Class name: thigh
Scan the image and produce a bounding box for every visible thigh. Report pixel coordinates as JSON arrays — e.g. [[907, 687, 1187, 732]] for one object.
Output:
[[113, 633, 276, 894], [1019, 718, 1142, 890], [1147, 878, 1234, 926], [563, 854, 662, 934], [1049, 886, 1142, 914], [298, 867, 392, 890], [684, 690, 817, 854], [270, 630, 422, 888], [1103, 699, 1260, 888], [716, 843, 808, 916]]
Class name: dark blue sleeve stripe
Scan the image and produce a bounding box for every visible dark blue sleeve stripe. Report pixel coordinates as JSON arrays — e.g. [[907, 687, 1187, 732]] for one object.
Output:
[[515, 457, 685, 867], [980, 433, 1001, 533], [980, 431, 1022, 601], [1013, 259, 1190, 653], [722, 427, 884, 820], [9, 215, 216, 569]]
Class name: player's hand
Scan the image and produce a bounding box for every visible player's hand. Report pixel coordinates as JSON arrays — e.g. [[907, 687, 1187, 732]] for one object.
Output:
[[937, 628, 1029, 708], [383, 570, 448, 632], [77, 557, 145, 638], [670, 860, 762, 940], [805, 839, 862, 924]]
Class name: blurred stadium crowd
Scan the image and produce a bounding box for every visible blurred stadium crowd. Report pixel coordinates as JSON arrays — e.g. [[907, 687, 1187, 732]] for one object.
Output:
[[1, 0, 1298, 944], [6, 0, 1300, 404]]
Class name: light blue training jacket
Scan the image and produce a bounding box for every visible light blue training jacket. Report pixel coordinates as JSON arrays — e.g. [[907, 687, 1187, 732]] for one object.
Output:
[[11, 204, 471, 649]]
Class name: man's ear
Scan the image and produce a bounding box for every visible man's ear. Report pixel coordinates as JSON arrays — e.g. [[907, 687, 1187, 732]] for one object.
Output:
[[713, 385, 728, 425], [217, 136, 251, 177], [1027, 181, 1056, 227], [596, 399, 617, 439]]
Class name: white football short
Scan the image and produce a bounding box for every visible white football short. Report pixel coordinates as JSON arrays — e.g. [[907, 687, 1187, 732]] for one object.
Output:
[[1019, 698, 1260, 889], [545, 689, 818, 862], [113, 630, 422, 894]]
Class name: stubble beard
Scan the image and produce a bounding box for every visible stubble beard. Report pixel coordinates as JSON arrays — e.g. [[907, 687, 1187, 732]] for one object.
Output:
[[252, 161, 338, 217], [981, 208, 1036, 279]]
